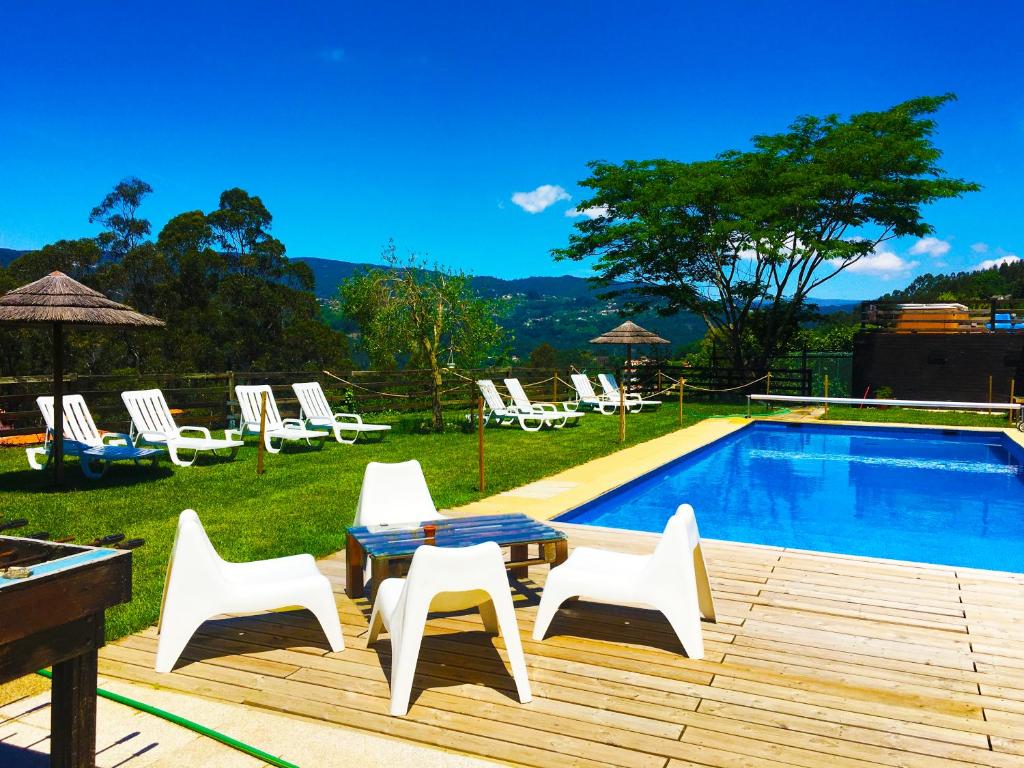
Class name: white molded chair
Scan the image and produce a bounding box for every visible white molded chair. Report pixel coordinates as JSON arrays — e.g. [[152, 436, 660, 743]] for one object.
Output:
[[598, 373, 662, 411], [503, 378, 583, 427], [569, 373, 621, 415], [533, 504, 715, 659], [354, 459, 445, 527], [122, 389, 243, 467], [368, 542, 532, 716], [292, 381, 391, 445], [26, 395, 160, 478], [230, 384, 328, 453], [155, 509, 344, 673], [476, 379, 564, 432]]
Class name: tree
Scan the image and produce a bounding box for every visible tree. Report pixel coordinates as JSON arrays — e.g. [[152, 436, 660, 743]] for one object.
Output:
[[555, 95, 979, 373], [89, 177, 153, 259], [339, 242, 506, 431], [529, 342, 557, 369]]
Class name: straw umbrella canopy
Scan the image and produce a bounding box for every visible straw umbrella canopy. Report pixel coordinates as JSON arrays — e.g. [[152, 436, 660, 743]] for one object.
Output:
[[0, 271, 164, 484], [590, 321, 669, 385]]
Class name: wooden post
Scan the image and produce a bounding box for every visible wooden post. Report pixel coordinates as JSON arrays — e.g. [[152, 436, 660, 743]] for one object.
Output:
[[619, 369, 626, 443], [478, 396, 485, 491], [678, 378, 685, 426], [1010, 379, 1016, 425], [552, 371, 558, 404], [823, 374, 830, 417], [227, 370, 235, 428], [989, 374, 994, 415], [658, 369, 663, 393], [256, 390, 268, 475], [52, 321, 64, 486], [766, 371, 772, 395], [51, 645, 98, 768]]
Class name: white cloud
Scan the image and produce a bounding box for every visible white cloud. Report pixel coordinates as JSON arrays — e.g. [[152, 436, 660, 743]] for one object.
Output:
[[319, 47, 345, 63], [565, 205, 609, 220], [974, 254, 1020, 271], [971, 242, 989, 253], [845, 248, 919, 279], [908, 236, 951, 258], [511, 184, 570, 214]]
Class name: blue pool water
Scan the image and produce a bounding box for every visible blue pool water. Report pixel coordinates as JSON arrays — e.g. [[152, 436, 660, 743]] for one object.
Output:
[[558, 422, 1024, 572]]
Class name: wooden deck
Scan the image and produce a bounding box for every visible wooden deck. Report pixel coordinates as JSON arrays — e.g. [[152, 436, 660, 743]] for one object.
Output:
[[99, 523, 1024, 768]]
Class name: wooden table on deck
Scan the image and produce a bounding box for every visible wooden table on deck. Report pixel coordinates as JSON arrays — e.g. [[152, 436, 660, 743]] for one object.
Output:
[[345, 513, 568, 600]]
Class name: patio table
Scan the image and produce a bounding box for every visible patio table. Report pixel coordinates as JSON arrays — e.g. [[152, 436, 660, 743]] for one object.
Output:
[[345, 513, 568, 600]]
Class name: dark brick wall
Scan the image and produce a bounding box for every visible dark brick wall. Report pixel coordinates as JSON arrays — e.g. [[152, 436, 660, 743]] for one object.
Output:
[[852, 332, 1024, 401]]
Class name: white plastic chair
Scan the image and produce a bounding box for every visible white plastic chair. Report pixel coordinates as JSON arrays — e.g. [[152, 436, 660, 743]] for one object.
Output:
[[368, 541, 532, 716], [354, 459, 445, 527], [570, 373, 621, 415], [230, 384, 328, 453], [292, 381, 391, 445], [476, 379, 564, 432], [26, 395, 160, 478], [503, 378, 583, 428], [155, 509, 344, 673], [598, 373, 661, 411], [532, 504, 715, 659], [122, 388, 243, 467]]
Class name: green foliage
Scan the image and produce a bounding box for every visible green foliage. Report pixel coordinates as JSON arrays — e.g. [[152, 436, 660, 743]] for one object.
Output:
[[529, 342, 557, 369], [556, 95, 978, 373], [0, 180, 350, 376], [823, 405, 1006, 428], [338, 242, 507, 430], [882, 259, 1024, 304]]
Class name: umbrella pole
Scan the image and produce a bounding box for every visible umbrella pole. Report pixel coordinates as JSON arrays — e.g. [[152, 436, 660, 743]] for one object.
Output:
[[53, 321, 64, 485]]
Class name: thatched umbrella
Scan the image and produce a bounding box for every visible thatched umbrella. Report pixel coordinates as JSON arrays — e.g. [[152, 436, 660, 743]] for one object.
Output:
[[0, 271, 164, 483], [590, 320, 669, 388]]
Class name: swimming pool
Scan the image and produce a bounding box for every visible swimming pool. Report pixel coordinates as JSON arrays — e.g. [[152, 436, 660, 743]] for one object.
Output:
[[558, 422, 1024, 572]]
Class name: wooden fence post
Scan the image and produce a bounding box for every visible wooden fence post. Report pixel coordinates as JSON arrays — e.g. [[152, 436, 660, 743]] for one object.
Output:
[[989, 374, 994, 415], [823, 374, 830, 417], [678, 378, 685, 426], [552, 370, 558, 404], [256, 390, 268, 475], [478, 396, 485, 492], [1010, 379, 1016, 425], [227, 370, 235, 428], [619, 369, 626, 443]]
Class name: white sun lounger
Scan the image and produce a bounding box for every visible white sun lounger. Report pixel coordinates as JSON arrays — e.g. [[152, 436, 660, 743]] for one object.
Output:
[[503, 378, 583, 427], [533, 503, 715, 659], [292, 381, 391, 445], [122, 389, 243, 467], [368, 541, 532, 716], [570, 373, 622, 415], [476, 379, 567, 432], [599, 373, 662, 412], [230, 385, 328, 453], [155, 509, 344, 673], [27, 395, 162, 479]]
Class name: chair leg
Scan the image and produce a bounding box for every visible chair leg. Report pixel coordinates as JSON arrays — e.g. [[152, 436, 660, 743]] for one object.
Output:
[[155, 613, 207, 673], [304, 585, 345, 652], [389, 613, 427, 716], [367, 603, 385, 645], [263, 433, 282, 454], [491, 591, 532, 704], [26, 447, 49, 471], [168, 445, 196, 468], [693, 544, 717, 622], [658, 602, 705, 660], [478, 599, 499, 634], [531, 577, 575, 641]]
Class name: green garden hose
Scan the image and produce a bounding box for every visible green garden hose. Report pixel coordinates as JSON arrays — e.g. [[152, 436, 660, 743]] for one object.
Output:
[[36, 669, 299, 768]]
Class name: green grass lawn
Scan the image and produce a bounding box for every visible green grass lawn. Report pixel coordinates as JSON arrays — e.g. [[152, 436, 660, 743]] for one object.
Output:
[[0, 403, 745, 640], [820, 405, 1013, 428]]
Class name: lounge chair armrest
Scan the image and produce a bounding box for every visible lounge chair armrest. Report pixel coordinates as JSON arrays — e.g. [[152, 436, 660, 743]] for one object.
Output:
[[136, 430, 171, 444], [102, 432, 133, 447], [281, 418, 306, 430], [332, 412, 364, 425], [531, 402, 560, 413], [177, 425, 213, 440]]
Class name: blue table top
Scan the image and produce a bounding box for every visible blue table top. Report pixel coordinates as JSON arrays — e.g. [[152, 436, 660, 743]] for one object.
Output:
[[348, 513, 564, 559]]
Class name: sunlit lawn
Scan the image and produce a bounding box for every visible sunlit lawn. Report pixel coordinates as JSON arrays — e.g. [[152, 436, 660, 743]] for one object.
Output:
[[0, 402, 746, 640], [821, 405, 1012, 428]]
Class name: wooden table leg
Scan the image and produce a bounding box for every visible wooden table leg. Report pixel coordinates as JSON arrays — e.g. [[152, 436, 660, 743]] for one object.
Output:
[[346, 535, 365, 599], [370, 558, 390, 603], [509, 544, 529, 579], [553, 539, 568, 566], [50, 648, 98, 768]]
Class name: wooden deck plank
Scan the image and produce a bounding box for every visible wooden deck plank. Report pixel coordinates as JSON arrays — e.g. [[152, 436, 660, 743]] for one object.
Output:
[[99, 530, 1024, 768]]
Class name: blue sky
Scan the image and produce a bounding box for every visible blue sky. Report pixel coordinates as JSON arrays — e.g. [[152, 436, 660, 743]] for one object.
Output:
[[1, 1, 1021, 299]]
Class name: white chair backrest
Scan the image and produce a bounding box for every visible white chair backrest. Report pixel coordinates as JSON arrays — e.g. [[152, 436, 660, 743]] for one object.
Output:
[[158, 509, 227, 627], [571, 373, 598, 399], [644, 504, 703, 584], [235, 385, 284, 429], [122, 389, 177, 438], [598, 373, 620, 397], [398, 542, 507, 617], [476, 380, 507, 413], [293, 381, 332, 420], [36, 395, 102, 446], [355, 459, 443, 526], [503, 378, 532, 410]]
